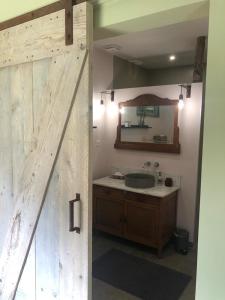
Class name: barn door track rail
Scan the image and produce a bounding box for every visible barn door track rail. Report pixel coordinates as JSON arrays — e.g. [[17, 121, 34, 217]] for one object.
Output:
[[65, 0, 74, 45]]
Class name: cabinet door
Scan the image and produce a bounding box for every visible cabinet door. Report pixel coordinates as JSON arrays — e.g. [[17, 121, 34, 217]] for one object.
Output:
[[94, 196, 124, 237], [124, 200, 159, 246]]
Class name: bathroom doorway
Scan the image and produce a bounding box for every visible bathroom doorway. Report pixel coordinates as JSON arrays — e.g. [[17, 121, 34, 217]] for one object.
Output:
[[92, 13, 208, 300]]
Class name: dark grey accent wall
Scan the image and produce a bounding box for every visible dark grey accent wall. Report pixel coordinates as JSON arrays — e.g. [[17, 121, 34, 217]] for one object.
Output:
[[113, 56, 194, 89], [113, 56, 150, 89]]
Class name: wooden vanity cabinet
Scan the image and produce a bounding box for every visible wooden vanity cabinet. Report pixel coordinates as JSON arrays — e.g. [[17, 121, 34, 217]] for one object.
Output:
[[93, 184, 177, 257], [94, 194, 124, 237], [124, 199, 159, 248]]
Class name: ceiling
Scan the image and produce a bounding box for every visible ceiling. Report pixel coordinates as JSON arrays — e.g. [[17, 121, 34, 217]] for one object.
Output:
[[94, 18, 208, 69]]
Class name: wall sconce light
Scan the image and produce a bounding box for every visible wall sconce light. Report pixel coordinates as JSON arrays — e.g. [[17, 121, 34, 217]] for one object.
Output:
[[100, 90, 116, 115], [178, 84, 192, 109], [100, 90, 115, 103], [111, 91, 115, 102], [100, 92, 104, 105], [185, 85, 192, 99], [178, 85, 184, 110], [179, 84, 192, 98]]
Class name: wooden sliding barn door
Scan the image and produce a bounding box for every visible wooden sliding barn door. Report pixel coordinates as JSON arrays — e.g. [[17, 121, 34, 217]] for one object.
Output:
[[0, 2, 92, 300]]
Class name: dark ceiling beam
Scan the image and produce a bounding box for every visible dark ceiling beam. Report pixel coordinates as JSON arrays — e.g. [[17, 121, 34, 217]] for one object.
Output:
[[193, 36, 207, 82]]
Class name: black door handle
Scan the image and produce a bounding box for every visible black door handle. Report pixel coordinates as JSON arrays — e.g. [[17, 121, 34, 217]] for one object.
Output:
[[69, 193, 81, 234]]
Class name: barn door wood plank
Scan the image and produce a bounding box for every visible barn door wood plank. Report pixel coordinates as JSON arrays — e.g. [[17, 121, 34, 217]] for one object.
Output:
[[9, 63, 36, 300], [58, 54, 91, 300], [0, 3, 87, 69], [36, 170, 60, 300], [58, 4, 92, 298], [0, 1, 86, 32], [33, 58, 61, 300], [0, 68, 13, 256], [0, 48, 87, 300]]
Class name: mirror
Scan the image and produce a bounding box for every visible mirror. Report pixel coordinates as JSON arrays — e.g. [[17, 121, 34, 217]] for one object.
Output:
[[114, 94, 180, 153]]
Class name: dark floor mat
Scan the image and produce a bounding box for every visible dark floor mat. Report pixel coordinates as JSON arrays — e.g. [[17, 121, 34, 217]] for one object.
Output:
[[93, 249, 191, 300]]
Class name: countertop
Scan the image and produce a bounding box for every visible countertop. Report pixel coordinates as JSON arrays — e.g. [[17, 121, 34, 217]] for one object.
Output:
[[93, 176, 179, 198]]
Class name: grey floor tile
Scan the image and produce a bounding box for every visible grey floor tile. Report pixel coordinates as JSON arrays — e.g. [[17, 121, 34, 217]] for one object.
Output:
[[93, 278, 140, 300]]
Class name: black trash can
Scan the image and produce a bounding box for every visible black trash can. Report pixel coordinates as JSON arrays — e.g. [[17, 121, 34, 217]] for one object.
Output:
[[174, 228, 189, 255]]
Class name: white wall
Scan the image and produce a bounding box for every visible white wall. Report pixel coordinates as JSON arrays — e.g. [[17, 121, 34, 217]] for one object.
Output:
[[93, 49, 202, 242], [93, 49, 113, 178]]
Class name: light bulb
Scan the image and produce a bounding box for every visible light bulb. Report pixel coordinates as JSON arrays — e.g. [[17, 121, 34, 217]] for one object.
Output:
[[120, 107, 125, 114], [93, 101, 105, 121], [178, 99, 184, 110], [107, 101, 118, 115], [169, 55, 176, 61]]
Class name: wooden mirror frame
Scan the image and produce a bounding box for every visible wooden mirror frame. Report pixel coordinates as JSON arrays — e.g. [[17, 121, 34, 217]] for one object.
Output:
[[114, 94, 180, 154]]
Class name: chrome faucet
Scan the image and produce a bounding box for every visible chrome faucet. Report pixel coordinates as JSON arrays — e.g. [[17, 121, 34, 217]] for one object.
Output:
[[142, 161, 151, 173], [143, 161, 151, 168], [153, 162, 160, 169]]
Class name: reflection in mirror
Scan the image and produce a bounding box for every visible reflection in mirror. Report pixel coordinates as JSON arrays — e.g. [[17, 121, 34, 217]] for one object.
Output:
[[121, 105, 176, 144], [114, 94, 180, 153]]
